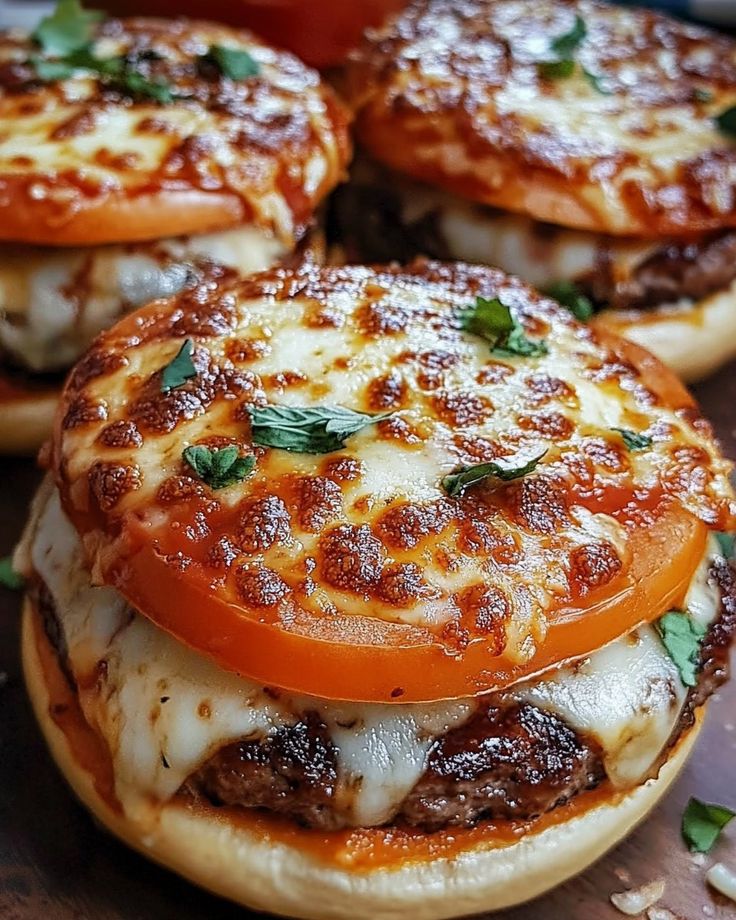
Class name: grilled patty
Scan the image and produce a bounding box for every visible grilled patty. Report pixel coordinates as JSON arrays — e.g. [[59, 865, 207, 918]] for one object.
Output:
[[330, 182, 736, 313], [35, 559, 735, 833]]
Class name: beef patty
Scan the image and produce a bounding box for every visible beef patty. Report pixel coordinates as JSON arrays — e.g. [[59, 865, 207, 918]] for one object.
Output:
[[329, 182, 736, 313], [34, 560, 736, 833]]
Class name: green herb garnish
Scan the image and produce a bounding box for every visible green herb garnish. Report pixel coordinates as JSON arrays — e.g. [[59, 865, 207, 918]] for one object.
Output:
[[116, 69, 173, 103], [207, 45, 260, 80], [544, 280, 594, 321], [249, 405, 394, 454], [460, 296, 548, 358], [0, 557, 24, 590], [550, 15, 587, 58], [441, 452, 546, 499], [32, 0, 102, 56], [182, 445, 255, 490], [657, 611, 707, 687], [716, 105, 736, 138], [30, 1, 174, 103], [539, 14, 588, 82], [538, 59, 575, 80], [682, 798, 735, 853], [611, 427, 653, 451], [160, 339, 197, 393], [583, 68, 611, 95], [694, 88, 713, 104], [715, 531, 735, 559]]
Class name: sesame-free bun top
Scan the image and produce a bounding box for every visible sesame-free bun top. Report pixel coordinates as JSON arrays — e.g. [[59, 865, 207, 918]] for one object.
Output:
[[343, 0, 736, 237], [0, 17, 350, 246], [52, 261, 734, 702]]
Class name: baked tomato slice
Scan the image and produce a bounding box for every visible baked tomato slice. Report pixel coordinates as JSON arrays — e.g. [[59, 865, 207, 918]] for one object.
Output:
[[54, 264, 734, 702]]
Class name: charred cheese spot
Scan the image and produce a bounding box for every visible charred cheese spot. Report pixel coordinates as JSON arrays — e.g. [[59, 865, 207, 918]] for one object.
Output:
[[88, 461, 141, 511], [236, 564, 290, 607], [237, 495, 291, 555], [53, 261, 736, 661]]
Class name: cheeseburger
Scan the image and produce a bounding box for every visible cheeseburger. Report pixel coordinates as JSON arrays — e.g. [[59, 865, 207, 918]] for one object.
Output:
[[18, 261, 736, 918], [0, 2, 350, 452], [339, 0, 736, 381]]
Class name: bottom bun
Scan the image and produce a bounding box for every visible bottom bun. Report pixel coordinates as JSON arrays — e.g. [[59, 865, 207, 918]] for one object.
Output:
[[592, 278, 736, 383], [22, 601, 700, 920], [0, 387, 58, 454]]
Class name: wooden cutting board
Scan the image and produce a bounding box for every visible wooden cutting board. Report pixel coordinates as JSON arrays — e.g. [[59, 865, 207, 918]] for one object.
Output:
[[1, 361, 735, 920]]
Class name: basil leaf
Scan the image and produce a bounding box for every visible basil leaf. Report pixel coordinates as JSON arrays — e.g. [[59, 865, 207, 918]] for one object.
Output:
[[32, 56, 76, 80], [32, 0, 102, 56], [544, 280, 594, 321], [682, 798, 735, 853], [550, 14, 587, 58], [716, 106, 736, 138], [539, 59, 575, 80], [208, 45, 260, 80], [583, 68, 611, 95], [657, 611, 707, 687], [0, 556, 24, 590], [715, 531, 735, 559], [611, 427, 653, 451], [160, 339, 196, 393], [249, 405, 394, 454], [183, 445, 255, 489], [442, 451, 546, 499], [115, 69, 173, 103], [460, 296, 548, 358]]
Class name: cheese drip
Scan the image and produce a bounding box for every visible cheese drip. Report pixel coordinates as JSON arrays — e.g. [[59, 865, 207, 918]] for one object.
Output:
[[23, 483, 721, 828], [0, 226, 287, 372]]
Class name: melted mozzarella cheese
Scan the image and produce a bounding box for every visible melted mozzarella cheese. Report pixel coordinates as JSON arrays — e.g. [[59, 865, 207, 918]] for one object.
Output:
[[397, 178, 659, 290], [514, 535, 721, 787], [0, 226, 286, 372], [23, 483, 722, 827]]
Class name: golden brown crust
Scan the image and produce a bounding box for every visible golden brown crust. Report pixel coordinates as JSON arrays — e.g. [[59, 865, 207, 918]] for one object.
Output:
[[343, 0, 736, 237], [0, 374, 58, 453], [49, 260, 735, 692], [0, 17, 351, 245]]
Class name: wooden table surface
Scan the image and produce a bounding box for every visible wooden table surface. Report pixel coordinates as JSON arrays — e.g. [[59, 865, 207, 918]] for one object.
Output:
[[0, 364, 734, 920]]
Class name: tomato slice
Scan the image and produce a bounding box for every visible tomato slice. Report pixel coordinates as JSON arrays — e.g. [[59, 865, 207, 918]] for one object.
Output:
[[105, 503, 706, 702]]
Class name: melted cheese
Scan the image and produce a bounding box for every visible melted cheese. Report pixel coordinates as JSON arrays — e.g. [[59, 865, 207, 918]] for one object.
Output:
[[397, 178, 659, 290], [344, 0, 736, 236], [54, 264, 735, 674], [24, 483, 722, 825], [0, 226, 286, 372], [0, 19, 348, 244]]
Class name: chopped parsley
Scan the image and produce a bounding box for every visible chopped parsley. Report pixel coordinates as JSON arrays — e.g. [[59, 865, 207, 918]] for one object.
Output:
[[160, 339, 197, 393], [657, 610, 706, 687], [460, 296, 548, 358], [682, 798, 735, 853], [715, 531, 735, 559], [538, 59, 575, 80], [29, 0, 174, 103], [206, 45, 260, 80], [0, 557, 24, 590], [611, 427, 653, 451], [582, 68, 611, 95], [715, 105, 736, 138], [549, 14, 587, 58], [538, 15, 590, 84], [441, 452, 546, 499], [544, 280, 594, 321], [248, 405, 394, 454], [32, 0, 102, 56], [183, 445, 256, 490]]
